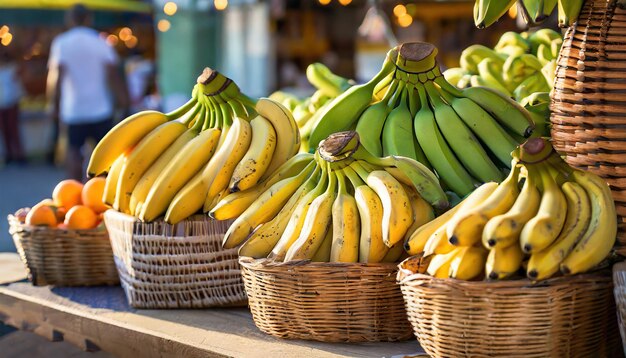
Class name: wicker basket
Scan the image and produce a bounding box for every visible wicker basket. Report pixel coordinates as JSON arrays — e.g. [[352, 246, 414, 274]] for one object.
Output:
[[398, 257, 622, 358], [551, 0, 626, 253], [239, 257, 413, 342], [614, 261, 626, 356], [8, 214, 119, 286], [104, 210, 246, 308]]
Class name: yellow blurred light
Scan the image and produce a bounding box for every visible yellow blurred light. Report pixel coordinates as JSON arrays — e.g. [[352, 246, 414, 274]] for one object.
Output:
[[508, 4, 518, 19], [119, 27, 132, 41], [157, 19, 171, 32], [405, 3, 416, 14], [0, 25, 8, 37], [393, 4, 406, 17], [2, 33, 13, 46], [318, 0, 331, 4], [164, 2, 178, 16], [214, 0, 228, 10], [398, 14, 413, 28], [106, 34, 118, 46], [32, 42, 42, 56], [125, 36, 138, 48], [338, 0, 352, 5]]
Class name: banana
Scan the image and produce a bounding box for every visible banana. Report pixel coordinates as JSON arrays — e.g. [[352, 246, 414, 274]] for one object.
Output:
[[560, 170, 617, 275], [413, 83, 475, 196], [477, 58, 512, 96], [129, 127, 199, 215], [405, 202, 462, 255], [513, 74, 551, 102], [114, 121, 188, 214], [536, 44, 553, 66], [474, 0, 517, 28], [558, 0, 584, 27], [382, 241, 405, 263], [448, 164, 521, 247], [311, 227, 333, 262], [402, 184, 435, 242], [482, 168, 541, 249], [238, 177, 317, 259], [541, 60, 557, 88], [527, 181, 591, 280], [355, 100, 390, 157], [449, 246, 488, 280], [519, 0, 543, 25], [330, 170, 360, 263], [308, 49, 396, 149], [254, 98, 300, 182], [424, 81, 503, 184], [103, 154, 126, 206], [528, 29, 562, 55], [427, 248, 463, 278], [459, 44, 504, 73], [494, 31, 530, 54], [210, 153, 313, 220], [139, 127, 221, 222], [519, 164, 568, 253], [306, 62, 351, 97], [285, 168, 337, 261], [423, 223, 457, 256], [87, 110, 170, 177], [228, 115, 277, 192], [355, 184, 388, 263], [443, 67, 470, 86], [541, 0, 558, 21], [220, 160, 317, 249], [486, 244, 524, 279], [503, 54, 544, 90], [270, 164, 328, 261]]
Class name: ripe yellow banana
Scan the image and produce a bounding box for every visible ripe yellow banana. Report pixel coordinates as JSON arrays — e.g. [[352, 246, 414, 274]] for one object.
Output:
[[210, 153, 313, 220], [87, 110, 170, 177], [285, 169, 337, 261], [228, 115, 277, 192], [527, 181, 591, 280], [311, 227, 333, 262], [330, 170, 360, 263], [114, 121, 188, 214], [355, 184, 388, 263], [449, 246, 488, 280], [221, 161, 317, 249], [140, 127, 221, 222], [519, 164, 567, 253], [486, 244, 524, 280], [560, 170, 617, 275], [427, 248, 463, 278], [423, 224, 456, 256], [103, 154, 126, 206], [482, 168, 541, 249], [402, 184, 435, 243], [382, 241, 405, 263], [448, 164, 521, 247], [238, 177, 317, 259], [128, 127, 199, 215]]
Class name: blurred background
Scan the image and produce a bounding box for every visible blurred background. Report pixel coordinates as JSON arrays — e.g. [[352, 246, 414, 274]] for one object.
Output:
[[0, 0, 548, 252]]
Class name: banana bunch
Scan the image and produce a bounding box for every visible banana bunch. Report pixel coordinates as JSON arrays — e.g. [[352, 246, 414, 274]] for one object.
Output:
[[217, 130, 448, 263], [520, 91, 551, 137], [88, 68, 300, 224], [445, 29, 561, 103], [270, 63, 353, 152], [473, 0, 584, 28], [406, 138, 617, 281], [308, 42, 534, 197]]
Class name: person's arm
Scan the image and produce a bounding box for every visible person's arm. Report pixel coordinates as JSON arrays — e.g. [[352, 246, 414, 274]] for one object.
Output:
[[46, 64, 63, 123], [107, 63, 130, 116]]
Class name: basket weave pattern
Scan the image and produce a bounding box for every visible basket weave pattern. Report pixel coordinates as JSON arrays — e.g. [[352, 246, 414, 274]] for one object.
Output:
[[398, 260, 622, 358], [104, 210, 246, 308], [239, 257, 413, 342], [613, 262, 626, 355], [551, 0, 626, 252], [8, 214, 119, 286]]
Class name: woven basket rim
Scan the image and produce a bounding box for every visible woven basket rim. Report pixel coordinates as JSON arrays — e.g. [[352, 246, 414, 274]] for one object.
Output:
[[239, 256, 400, 270], [8, 213, 108, 236]]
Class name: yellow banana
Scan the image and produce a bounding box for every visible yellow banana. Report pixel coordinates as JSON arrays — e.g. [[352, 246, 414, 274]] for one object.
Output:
[[355, 184, 388, 263], [423, 224, 456, 256], [527, 181, 591, 280], [103, 154, 125, 206], [402, 184, 435, 243], [448, 164, 521, 247], [311, 227, 333, 262], [427, 248, 463, 278], [486, 244, 524, 280], [449, 246, 488, 280], [330, 170, 360, 263], [228, 115, 277, 192], [382, 241, 405, 263]]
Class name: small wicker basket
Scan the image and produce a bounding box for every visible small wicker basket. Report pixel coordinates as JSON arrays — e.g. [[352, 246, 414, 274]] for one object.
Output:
[[8, 214, 119, 286], [104, 210, 246, 309], [398, 257, 622, 358], [239, 257, 413, 343], [551, 0, 626, 253], [613, 261, 626, 356]]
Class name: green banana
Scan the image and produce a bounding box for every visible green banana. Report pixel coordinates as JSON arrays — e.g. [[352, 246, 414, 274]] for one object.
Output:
[[474, 0, 518, 28], [558, 0, 583, 27]]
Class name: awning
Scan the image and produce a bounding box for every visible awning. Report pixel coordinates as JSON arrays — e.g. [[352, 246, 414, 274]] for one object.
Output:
[[0, 0, 152, 13]]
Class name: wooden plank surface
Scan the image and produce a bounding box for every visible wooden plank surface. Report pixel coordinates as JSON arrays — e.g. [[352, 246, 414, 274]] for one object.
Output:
[[0, 257, 426, 358]]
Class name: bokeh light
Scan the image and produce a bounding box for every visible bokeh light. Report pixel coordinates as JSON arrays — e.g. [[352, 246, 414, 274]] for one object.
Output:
[[119, 27, 132, 41], [0, 25, 9, 37], [1, 32, 12, 46], [164, 2, 178, 16], [393, 4, 407, 17], [398, 14, 413, 28], [319, 0, 331, 5], [214, 0, 228, 10], [106, 34, 118, 46], [338, 0, 352, 5], [125, 36, 138, 49], [157, 19, 171, 32]]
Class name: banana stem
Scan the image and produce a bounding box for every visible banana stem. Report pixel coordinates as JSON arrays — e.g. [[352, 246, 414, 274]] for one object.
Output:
[[182, 103, 202, 126], [388, 80, 407, 108], [336, 169, 347, 195], [191, 104, 206, 131], [423, 81, 446, 108], [350, 161, 370, 182], [342, 165, 364, 188], [166, 96, 198, 120], [433, 74, 464, 98], [237, 93, 259, 109]]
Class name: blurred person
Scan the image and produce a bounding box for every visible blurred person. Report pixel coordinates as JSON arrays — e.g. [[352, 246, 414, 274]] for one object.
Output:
[[47, 4, 128, 181], [125, 53, 156, 112], [0, 46, 26, 165]]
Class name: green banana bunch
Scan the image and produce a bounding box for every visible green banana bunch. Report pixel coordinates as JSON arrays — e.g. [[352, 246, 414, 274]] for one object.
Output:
[[520, 91, 551, 138], [306, 62, 353, 98], [460, 45, 504, 74], [474, 0, 518, 29], [494, 31, 530, 56], [558, 0, 584, 27], [475, 0, 583, 28], [512, 73, 551, 102]]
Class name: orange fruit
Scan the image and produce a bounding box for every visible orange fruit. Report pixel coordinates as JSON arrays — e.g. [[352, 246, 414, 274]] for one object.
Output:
[[25, 202, 57, 227], [53, 179, 84, 210], [37, 198, 66, 222], [81, 177, 109, 213], [64, 205, 98, 230]]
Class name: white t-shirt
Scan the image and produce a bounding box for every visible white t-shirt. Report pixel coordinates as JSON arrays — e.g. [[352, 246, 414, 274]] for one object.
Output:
[[48, 27, 118, 124]]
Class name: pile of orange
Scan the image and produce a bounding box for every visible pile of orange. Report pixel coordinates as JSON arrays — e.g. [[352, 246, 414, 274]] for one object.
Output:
[[19, 178, 109, 230]]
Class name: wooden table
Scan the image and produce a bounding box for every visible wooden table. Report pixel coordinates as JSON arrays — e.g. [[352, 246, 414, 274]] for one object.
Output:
[[0, 254, 426, 357]]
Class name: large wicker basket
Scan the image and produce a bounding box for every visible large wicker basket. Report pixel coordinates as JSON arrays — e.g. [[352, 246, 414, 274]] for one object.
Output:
[[614, 261, 626, 355], [239, 257, 413, 342], [8, 214, 119, 286], [551, 0, 626, 253], [104, 210, 246, 308], [398, 257, 622, 358]]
